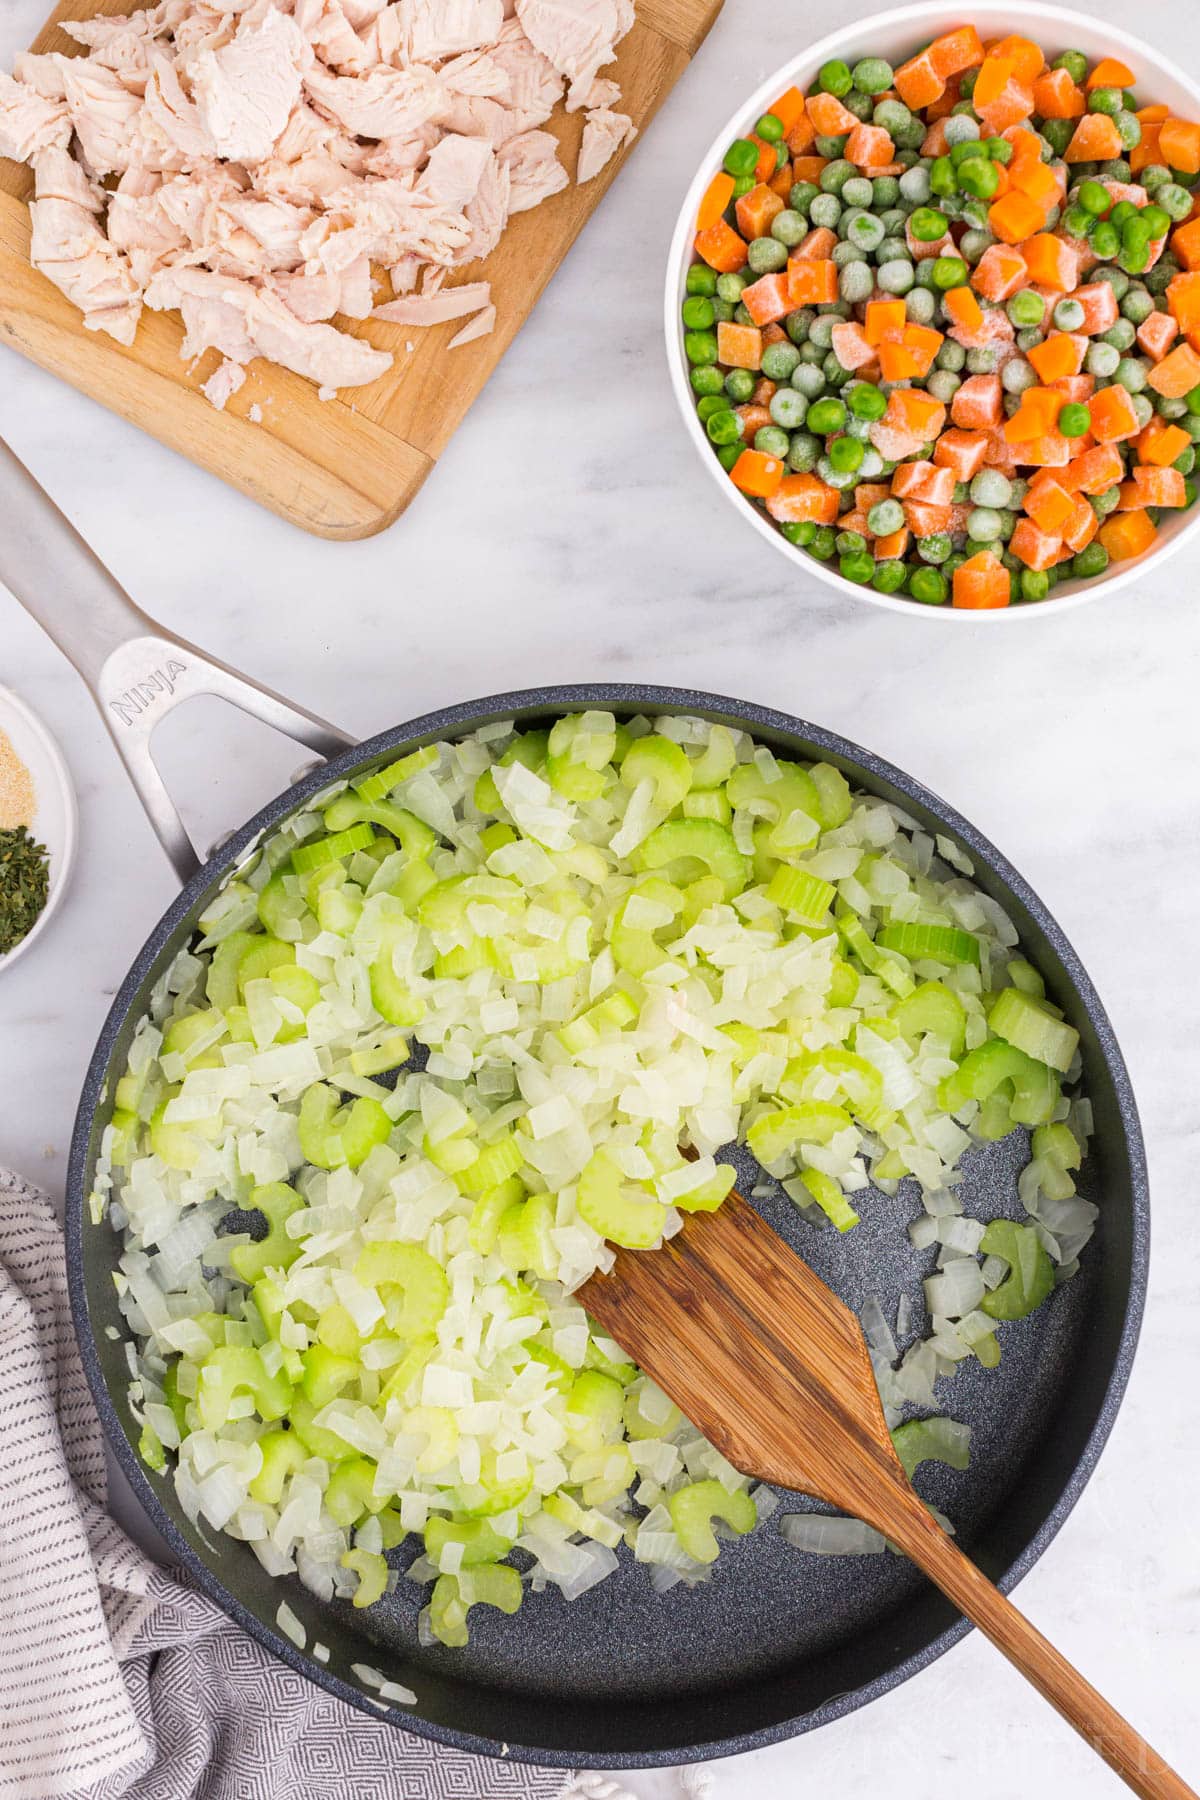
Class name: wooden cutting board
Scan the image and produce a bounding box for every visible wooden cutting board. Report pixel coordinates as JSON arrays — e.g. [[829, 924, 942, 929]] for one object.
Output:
[[0, 0, 721, 538]]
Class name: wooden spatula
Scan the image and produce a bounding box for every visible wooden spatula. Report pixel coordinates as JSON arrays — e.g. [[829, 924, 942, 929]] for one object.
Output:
[[580, 1186, 1193, 1800]]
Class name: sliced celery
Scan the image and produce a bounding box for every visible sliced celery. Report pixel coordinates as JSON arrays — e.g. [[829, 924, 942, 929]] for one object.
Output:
[[429, 1566, 522, 1647], [688, 724, 737, 790], [326, 1456, 389, 1527], [400, 1404, 459, 1474], [298, 1083, 391, 1170], [891, 1417, 971, 1481], [635, 819, 751, 900], [746, 1101, 852, 1167], [875, 922, 979, 967], [891, 981, 967, 1057], [620, 735, 693, 809], [468, 1178, 524, 1255], [556, 990, 639, 1055], [563, 1370, 624, 1451], [668, 1479, 756, 1565], [229, 1182, 302, 1284], [939, 1041, 1059, 1128], [355, 1241, 449, 1338], [291, 823, 376, 874], [988, 987, 1079, 1074], [809, 762, 853, 829], [205, 930, 257, 1011], [325, 792, 438, 861], [610, 878, 684, 977], [577, 1149, 667, 1249], [682, 788, 732, 825], [425, 1516, 513, 1568], [496, 1191, 555, 1280], [798, 1167, 859, 1233], [196, 1346, 292, 1430], [979, 1220, 1053, 1321], [249, 1429, 308, 1504], [342, 1548, 388, 1608], [353, 744, 438, 804], [767, 864, 836, 926], [674, 1162, 737, 1213]]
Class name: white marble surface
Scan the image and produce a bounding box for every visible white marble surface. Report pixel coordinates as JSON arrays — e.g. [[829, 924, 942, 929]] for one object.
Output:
[[2, 0, 1199, 1792]]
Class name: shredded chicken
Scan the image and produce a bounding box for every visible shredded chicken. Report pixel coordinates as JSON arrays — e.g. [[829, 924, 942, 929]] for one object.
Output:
[[0, 0, 635, 397]]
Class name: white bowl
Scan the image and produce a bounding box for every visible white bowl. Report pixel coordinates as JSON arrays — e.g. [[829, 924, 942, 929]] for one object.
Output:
[[0, 687, 78, 972], [665, 0, 1200, 618]]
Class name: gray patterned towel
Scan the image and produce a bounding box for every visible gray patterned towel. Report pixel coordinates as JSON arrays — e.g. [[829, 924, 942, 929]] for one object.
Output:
[[0, 1172, 692, 1800]]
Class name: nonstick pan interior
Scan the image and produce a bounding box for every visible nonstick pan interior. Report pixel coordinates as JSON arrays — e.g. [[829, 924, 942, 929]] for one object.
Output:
[[67, 686, 1147, 1769]]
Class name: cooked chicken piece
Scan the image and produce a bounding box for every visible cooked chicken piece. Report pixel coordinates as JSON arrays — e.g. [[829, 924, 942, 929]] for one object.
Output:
[[460, 147, 510, 259], [59, 57, 144, 177], [417, 132, 492, 210], [514, 0, 632, 109], [487, 20, 564, 128], [579, 74, 620, 108], [497, 127, 566, 212], [30, 144, 103, 211], [305, 63, 445, 138], [306, 173, 470, 265], [0, 69, 70, 161], [10, 53, 68, 101], [200, 355, 247, 406], [145, 263, 393, 387], [448, 300, 494, 345], [191, 8, 310, 163], [406, 0, 505, 63], [138, 53, 219, 168], [362, 123, 442, 178], [106, 171, 190, 286], [294, 0, 377, 73], [29, 154, 142, 343], [576, 104, 634, 181], [339, 0, 388, 24], [60, 3, 189, 50], [271, 246, 371, 319], [372, 277, 489, 322]]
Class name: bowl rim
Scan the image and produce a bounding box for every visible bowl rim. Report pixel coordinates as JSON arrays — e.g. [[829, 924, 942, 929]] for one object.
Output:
[[0, 684, 78, 973], [663, 0, 1200, 620]]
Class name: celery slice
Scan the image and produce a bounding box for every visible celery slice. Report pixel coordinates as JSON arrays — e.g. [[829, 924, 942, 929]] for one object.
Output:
[[979, 1221, 1054, 1321], [668, 1479, 756, 1564], [563, 1370, 624, 1451], [577, 1149, 667, 1249], [250, 1429, 308, 1504], [299, 1083, 392, 1170], [767, 864, 836, 925], [355, 1241, 449, 1338], [809, 763, 853, 828], [747, 1101, 853, 1167], [688, 724, 737, 790], [875, 922, 980, 967], [425, 1516, 513, 1567], [353, 744, 438, 804], [429, 1566, 522, 1647], [988, 987, 1079, 1074], [610, 878, 684, 977], [620, 736, 693, 809], [635, 819, 751, 900], [939, 1040, 1059, 1128], [291, 823, 376, 874], [326, 1456, 389, 1527], [798, 1167, 859, 1233], [196, 1346, 292, 1430], [342, 1548, 388, 1609], [229, 1182, 302, 1284], [891, 1417, 971, 1481], [325, 793, 437, 860], [891, 981, 967, 1057]]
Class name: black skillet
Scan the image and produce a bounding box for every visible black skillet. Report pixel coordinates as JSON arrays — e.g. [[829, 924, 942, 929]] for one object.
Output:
[[0, 438, 1147, 1771]]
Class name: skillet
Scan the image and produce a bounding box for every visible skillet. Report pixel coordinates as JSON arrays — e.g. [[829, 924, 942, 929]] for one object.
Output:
[[0, 438, 1148, 1770]]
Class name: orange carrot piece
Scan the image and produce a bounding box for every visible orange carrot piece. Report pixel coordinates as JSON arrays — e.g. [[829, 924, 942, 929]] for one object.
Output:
[[768, 86, 806, 135], [953, 551, 1010, 608], [1087, 383, 1141, 439], [785, 259, 837, 306], [1026, 332, 1085, 383], [1137, 417, 1191, 465], [943, 286, 983, 332], [1097, 509, 1157, 561], [970, 243, 1028, 301], [894, 49, 944, 111], [902, 322, 944, 373], [1170, 221, 1200, 275], [886, 387, 945, 438], [697, 172, 735, 232], [901, 499, 954, 535], [977, 83, 1036, 136], [891, 460, 955, 504], [1004, 386, 1063, 442], [1022, 233, 1077, 291], [769, 162, 794, 199], [1137, 103, 1170, 124], [973, 54, 1015, 109], [951, 374, 1004, 430], [792, 226, 837, 259], [989, 33, 1044, 82], [786, 113, 816, 156], [735, 183, 784, 240], [716, 321, 763, 370], [1010, 517, 1062, 570], [925, 73, 962, 122], [872, 528, 910, 560], [987, 190, 1047, 244], [764, 473, 838, 522], [1086, 56, 1135, 90], [864, 298, 907, 345], [1065, 443, 1125, 493], [1022, 434, 1072, 468], [1131, 123, 1162, 174], [1032, 67, 1084, 118], [830, 321, 875, 371], [1123, 465, 1188, 507], [920, 118, 951, 159], [1073, 282, 1119, 335], [730, 449, 784, 499], [845, 123, 895, 168], [1146, 340, 1200, 398], [1062, 495, 1098, 553], [1009, 157, 1059, 207], [789, 154, 826, 183], [806, 91, 859, 136], [877, 341, 922, 381], [1024, 472, 1075, 534], [1066, 113, 1124, 162], [933, 428, 990, 479], [1136, 311, 1179, 363], [694, 220, 747, 272], [1159, 118, 1200, 174], [928, 24, 985, 77]]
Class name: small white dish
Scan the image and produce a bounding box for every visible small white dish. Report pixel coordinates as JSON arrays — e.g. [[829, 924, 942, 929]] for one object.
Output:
[[0, 686, 78, 972]]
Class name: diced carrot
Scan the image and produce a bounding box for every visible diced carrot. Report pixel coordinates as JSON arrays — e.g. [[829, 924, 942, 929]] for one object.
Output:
[[752, 377, 777, 407], [934, 428, 990, 479], [1087, 383, 1141, 440], [887, 387, 945, 438], [929, 25, 985, 77], [768, 86, 806, 135], [869, 421, 928, 462], [730, 449, 784, 499], [902, 322, 943, 374], [943, 286, 983, 333], [1146, 340, 1200, 398], [864, 298, 907, 345], [1159, 118, 1200, 175], [905, 218, 955, 261], [983, 426, 1019, 471], [1006, 124, 1043, 166], [873, 528, 910, 560], [694, 220, 747, 272], [1120, 465, 1188, 507], [1098, 508, 1157, 561], [1032, 67, 1085, 118], [1137, 417, 1191, 465], [1101, 179, 1149, 211], [786, 112, 816, 156], [789, 155, 826, 184], [1073, 282, 1119, 335], [769, 162, 794, 199], [1026, 332, 1085, 382], [735, 183, 783, 240], [854, 483, 892, 512], [988, 190, 1047, 244], [1061, 495, 1098, 552], [973, 54, 1016, 109], [765, 473, 840, 522], [951, 374, 1003, 429], [926, 73, 962, 122], [971, 243, 1028, 302], [902, 499, 954, 534], [1066, 113, 1124, 161], [1170, 222, 1200, 276], [1005, 386, 1064, 442], [1086, 56, 1135, 90], [741, 271, 792, 325], [1009, 157, 1059, 207], [1167, 271, 1200, 338], [1009, 516, 1062, 569], [1137, 103, 1170, 125], [697, 172, 735, 232], [830, 321, 875, 370], [1022, 434, 1072, 467], [762, 323, 787, 345], [1130, 124, 1162, 175], [748, 134, 779, 183], [793, 226, 838, 259], [807, 91, 859, 136], [1024, 472, 1075, 533], [1065, 442, 1125, 493], [990, 34, 1044, 82], [845, 123, 895, 168], [920, 118, 951, 158], [715, 321, 761, 370], [735, 403, 772, 437], [891, 459, 956, 504], [785, 259, 837, 306], [1052, 373, 1095, 404], [953, 550, 1010, 608], [1136, 310, 1179, 363], [894, 49, 944, 111], [878, 341, 923, 381], [1022, 233, 1077, 291], [836, 510, 872, 538], [977, 79, 1036, 136]]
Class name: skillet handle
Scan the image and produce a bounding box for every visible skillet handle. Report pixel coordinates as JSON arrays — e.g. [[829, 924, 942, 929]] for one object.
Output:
[[0, 437, 355, 885]]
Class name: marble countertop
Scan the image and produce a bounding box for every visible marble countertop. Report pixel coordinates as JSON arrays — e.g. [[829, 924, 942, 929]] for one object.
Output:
[[2, 0, 1198, 1791]]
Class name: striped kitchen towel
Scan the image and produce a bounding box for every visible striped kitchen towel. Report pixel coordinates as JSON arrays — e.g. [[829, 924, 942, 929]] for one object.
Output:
[[0, 1170, 682, 1800]]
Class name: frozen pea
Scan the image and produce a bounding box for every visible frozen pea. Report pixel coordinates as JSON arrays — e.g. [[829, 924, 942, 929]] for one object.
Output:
[[1100, 157, 1132, 181], [808, 315, 837, 349], [832, 240, 863, 267], [816, 455, 859, 490], [820, 159, 856, 194], [1131, 392, 1154, 429], [1120, 286, 1153, 324], [724, 367, 755, 402], [876, 239, 909, 268], [944, 115, 980, 146], [1002, 392, 1021, 418], [814, 133, 849, 160], [790, 362, 826, 397], [839, 260, 875, 303], [967, 470, 1011, 510], [709, 297, 734, 323], [1090, 486, 1121, 517], [878, 207, 907, 234], [1100, 318, 1136, 351], [769, 387, 808, 429], [1145, 264, 1177, 296], [905, 286, 936, 323], [771, 209, 808, 247], [935, 339, 966, 371], [1157, 182, 1193, 222], [1015, 326, 1044, 352], [1157, 395, 1188, 419], [867, 497, 905, 535], [845, 414, 873, 441], [917, 532, 952, 564], [823, 350, 852, 386], [927, 369, 961, 403], [852, 56, 893, 93], [841, 176, 874, 208], [845, 211, 885, 253], [733, 303, 753, 325], [755, 425, 790, 458], [843, 90, 874, 121], [872, 176, 900, 209], [967, 507, 1003, 541], [873, 97, 911, 135], [960, 229, 997, 264], [716, 271, 749, 302], [994, 508, 1017, 542], [1002, 357, 1037, 394], [1096, 265, 1130, 300], [809, 193, 842, 229], [858, 446, 884, 478], [966, 345, 998, 373], [747, 237, 788, 274], [1053, 298, 1085, 331], [893, 119, 926, 152], [798, 340, 825, 365], [899, 165, 932, 204], [960, 199, 991, 233], [784, 307, 814, 344], [762, 341, 801, 380], [915, 260, 939, 290], [1114, 356, 1147, 392], [1185, 413, 1200, 442], [789, 180, 820, 214], [787, 432, 820, 471], [821, 297, 851, 318]]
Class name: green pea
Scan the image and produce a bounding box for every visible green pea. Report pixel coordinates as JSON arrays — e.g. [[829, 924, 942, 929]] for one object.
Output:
[[1090, 220, 1120, 260], [960, 229, 996, 264], [716, 271, 749, 302], [872, 560, 908, 593], [771, 209, 808, 247], [1053, 298, 1085, 331], [909, 206, 949, 243], [916, 532, 951, 565], [733, 302, 753, 326], [790, 363, 825, 398], [1052, 49, 1087, 84], [1076, 179, 1110, 217], [1173, 445, 1196, 475], [1072, 542, 1110, 579], [818, 58, 852, 96], [1061, 205, 1094, 241], [866, 497, 904, 535], [755, 112, 784, 143], [1131, 392, 1154, 429], [681, 295, 715, 329], [697, 393, 731, 421], [787, 432, 821, 472], [1090, 486, 1122, 517], [1113, 356, 1146, 392], [807, 524, 836, 559], [927, 370, 960, 403], [929, 156, 957, 198], [1099, 157, 1132, 182], [755, 425, 791, 458], [1103, 317, 1138, 351], [1007, 290, 1045, 329], [1057, 402, 1091, 438], [806, 396, 847, 435], [706, 409, 743, 445], [810, 193, 842, 229], [839, 550, 875, 584], [723, 138, 759, 178], [820, 159, 856, 195], [1001, 357, 1036, 395], [1140, 203, 1171, 240], [686, 264, 718, 297], [814, 133, 849, 160], [847, 381, 886, 421], [944, 114, 980, 146], [822, 350, 853, 388], [747, 237, 788, 274], [966, 506, 1003, 541], [874, 98, 911, 134], [852, 56, 893, 94], [1115, 112, 1142, 152], [828, 435, 863, 473], [1108, 200, 1138, 229], [761, 341, 801, 382], [840, 176, 874, 208], [932, 256, 968, 290], [839, 260, 875, 304], [709, 297, 734, 323], [690, 365, 724, 396], [1019, 569, 1050, 602], [845, 212, 885, 254], [1041, 119, 1074, 157], [908, 566, 948, 604], [958, 158, 999, 201], [1120, 285, 1153, 325], [936, 339, 966, 371], [1089, 86, 1122, 116], [715, 442, 741, 470], [784, 307, 814, 345], [789, 180, 819, 215], [877, 258, 915, 294], [965, 344, 998, 373], [769, 387, 808, 429], [724, 368, 755, 402]]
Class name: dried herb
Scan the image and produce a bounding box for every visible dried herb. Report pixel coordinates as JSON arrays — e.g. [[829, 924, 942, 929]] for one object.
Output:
[[0, 826, 50, 955]]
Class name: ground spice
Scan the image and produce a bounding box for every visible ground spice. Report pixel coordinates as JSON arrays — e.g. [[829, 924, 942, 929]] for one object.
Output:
[[0, 729, 35, 830], [0, 826, 50, 955]]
